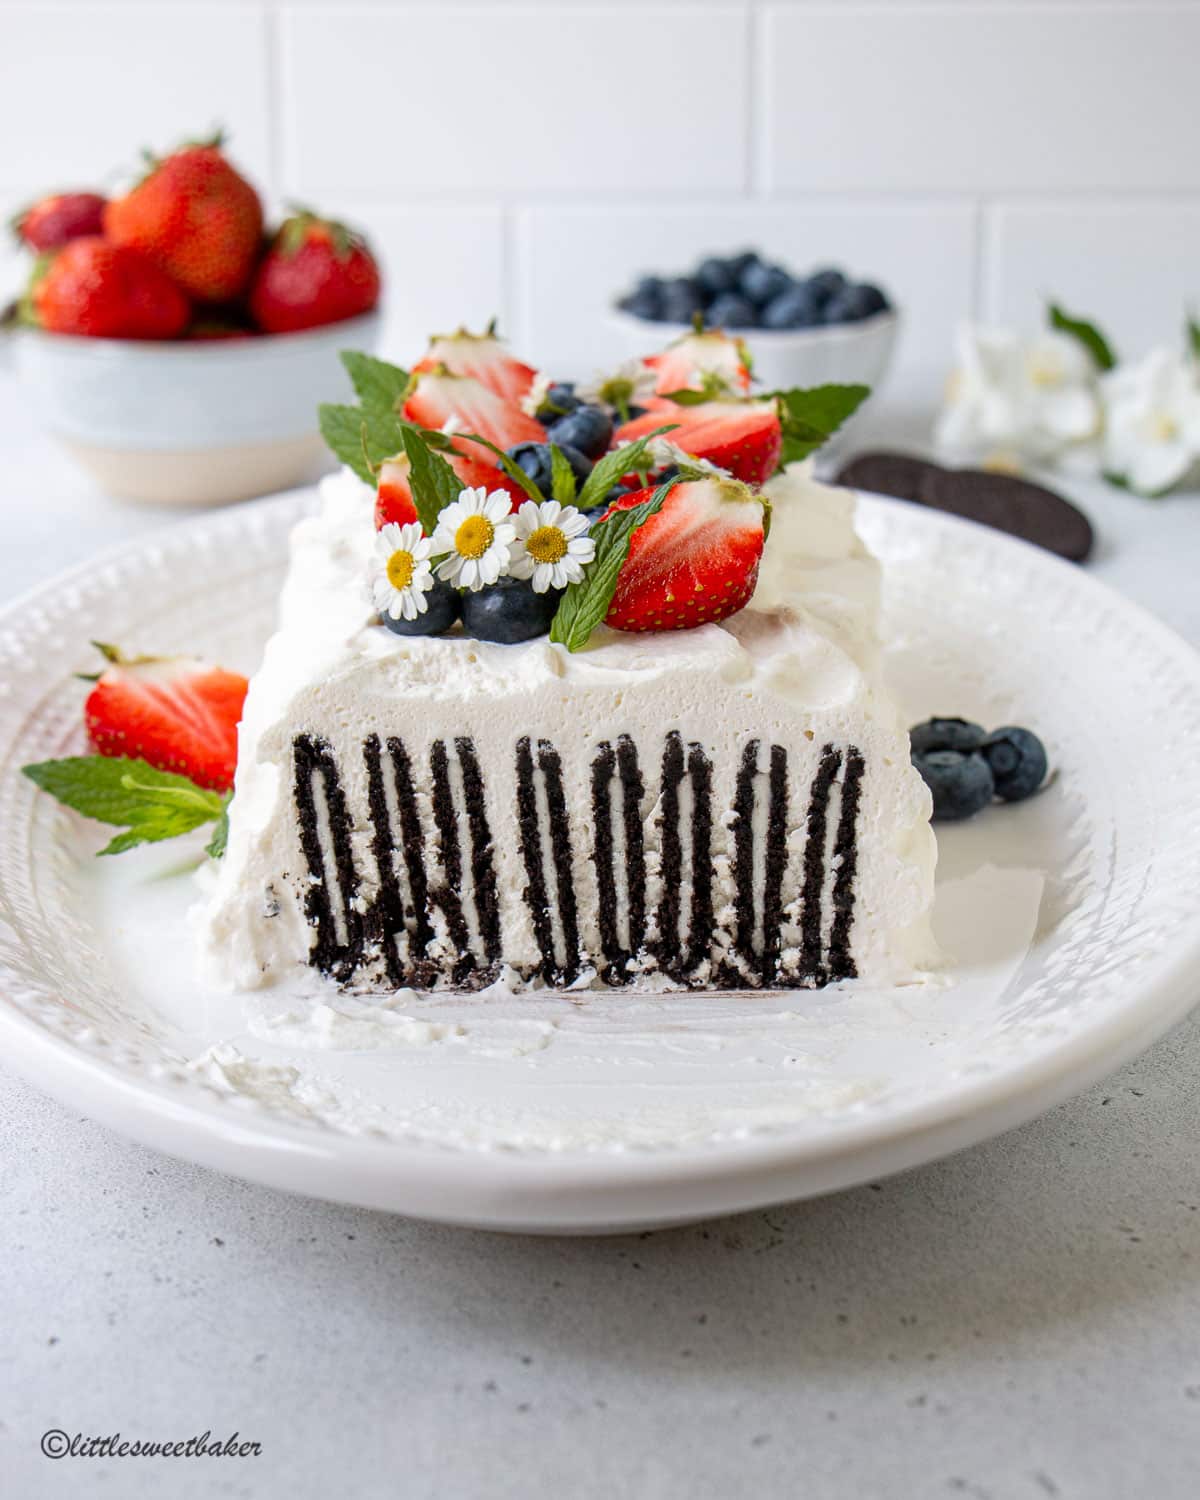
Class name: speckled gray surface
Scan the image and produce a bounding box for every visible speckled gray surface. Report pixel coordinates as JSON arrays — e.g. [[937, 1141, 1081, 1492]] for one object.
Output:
[[2, 388, 1199, 1498]]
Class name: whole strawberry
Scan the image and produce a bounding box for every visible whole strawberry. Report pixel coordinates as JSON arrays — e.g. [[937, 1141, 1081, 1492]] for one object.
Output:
[[11, 192, 106, 252], [249, 210, 380, 334], [30, 237, 190, 339], [104, 134, 263, 303]]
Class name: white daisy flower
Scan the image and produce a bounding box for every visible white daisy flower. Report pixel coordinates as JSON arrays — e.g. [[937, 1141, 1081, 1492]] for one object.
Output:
[[578, 358, 659, 415], [647, 438, 728, 478], [372, 522, 435, 621], [519, 371, 553, 417], [430, 486, 517, 591], [508, 499, 596, 593]]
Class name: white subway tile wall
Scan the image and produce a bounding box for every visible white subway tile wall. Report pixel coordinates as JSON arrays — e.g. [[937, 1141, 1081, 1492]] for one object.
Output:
[[2, 1, 1198, 402]]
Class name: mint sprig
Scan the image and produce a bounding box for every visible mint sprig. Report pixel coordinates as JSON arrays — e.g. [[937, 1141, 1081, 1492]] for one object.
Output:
[[765, 384, 870, 468], [549, 477, 680, 652], [575, 425, 679, 511], [549, 445, 577, 506], [453, 431, 543, 502], [22, 756, 230, 857], [318, 402, 407, 485], [1048, 303, 1116, 371], [339, 350, 409, 413], [400, 426, 464, 533]]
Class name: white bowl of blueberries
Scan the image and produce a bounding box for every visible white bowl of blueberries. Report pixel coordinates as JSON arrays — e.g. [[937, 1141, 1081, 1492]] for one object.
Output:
[[611, 250, 899, 394]]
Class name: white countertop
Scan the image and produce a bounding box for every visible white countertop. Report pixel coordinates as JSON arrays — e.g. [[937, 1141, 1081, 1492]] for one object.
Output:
[[3, 377, 1199, 1500]]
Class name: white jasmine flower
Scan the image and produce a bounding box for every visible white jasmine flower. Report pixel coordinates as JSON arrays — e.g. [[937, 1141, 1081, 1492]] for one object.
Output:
[[1100, 347, 1200, 495], [519, 371, 553, 418], [430, 486, 517, 591], [578, 359, 659, 414], [508, 499, 596, 593], [647, 438, 728, 478], [935, 324, 1101, 468], [372, 522, 434, 621]]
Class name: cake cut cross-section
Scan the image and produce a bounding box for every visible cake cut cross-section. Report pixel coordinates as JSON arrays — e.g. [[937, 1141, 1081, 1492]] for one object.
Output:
[[197, 459, 936, 993]]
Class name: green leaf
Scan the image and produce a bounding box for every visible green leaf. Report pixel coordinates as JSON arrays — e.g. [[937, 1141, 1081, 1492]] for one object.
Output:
[[1187, 311, 1200, 362], [205, 801, 231, 859], [453, 432, 543, 501], [575, 425, 680, 512], [399, 425, 465, 534], [767, 383, 870, 467], [1048, 302, 1116, 371], [548, 445, 577, 506], [339, 350, 410, 413], [657, 387, 715, 407], [22, 756, 228, 856], [549, 478, 679, 652], [318, 402, 409, 485]]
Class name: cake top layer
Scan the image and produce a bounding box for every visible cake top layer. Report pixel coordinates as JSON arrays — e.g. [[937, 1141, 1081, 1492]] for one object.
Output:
[[237, 460, 885, 749]]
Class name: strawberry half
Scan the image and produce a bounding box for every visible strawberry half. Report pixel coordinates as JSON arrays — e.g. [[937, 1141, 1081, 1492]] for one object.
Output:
[[84, 645, 248, 793], [616, 399, 782, 486], [602, 478, 766, 633], [413, 326, 536, 405], [375, 451, 526, 529], [645, 328, 752, 397], [403, 368, 544, 451]]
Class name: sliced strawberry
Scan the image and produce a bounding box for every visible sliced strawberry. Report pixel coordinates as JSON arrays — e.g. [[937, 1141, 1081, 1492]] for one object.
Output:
[[84, 645, 248, 793], [413, 326, 537, 405], [602, 478, 766, 633], [644, 328, 752, 396], [403, 369, 544, 452], [616, 399, 782, 486], [374, 451, 526, 529]]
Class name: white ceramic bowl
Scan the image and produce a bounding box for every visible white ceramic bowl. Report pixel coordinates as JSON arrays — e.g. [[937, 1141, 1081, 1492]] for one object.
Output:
[[609, 304, 899, 399], [2, 311, 381, 505]]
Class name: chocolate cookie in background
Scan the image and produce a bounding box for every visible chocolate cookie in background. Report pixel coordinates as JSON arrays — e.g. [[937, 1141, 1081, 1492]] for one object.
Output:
[[834, 451, 1095, 563]]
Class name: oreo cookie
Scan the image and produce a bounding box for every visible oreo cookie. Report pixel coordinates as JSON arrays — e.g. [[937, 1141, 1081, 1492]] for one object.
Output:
[[834, 450, 1094, 563]]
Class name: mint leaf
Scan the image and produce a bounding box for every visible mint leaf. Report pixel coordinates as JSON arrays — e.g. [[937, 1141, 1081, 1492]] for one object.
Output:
[[1048, 303, 1116, 371], [318, 402, 409, 484], [549, 445, 577, 506], [657, 388, 715, 407], [206, 802, 231, 859], [575, 425, 679, 511], [340, 350, 409, 413], [549, 477, 679, 652], [400, 425, 464, 533], [1188, 311, 1200, 362], [453, 431, 543, 501], [767, 384, 870, 468], [22, 756, 228, 856]]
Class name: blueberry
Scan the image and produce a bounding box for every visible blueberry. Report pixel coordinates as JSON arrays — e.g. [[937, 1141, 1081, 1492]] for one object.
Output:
[[506, 441, 592, 498], [380, 579, 460, 637], [695, 256, 737, 297], [460, 577, 561, 644], [620, 290, 662, 321], [762, 283, 822, 330], [660, 277, 704, 324], [909, 717, 987, 756], [740, 261, 792, 307], [807, 267, 847, 304], [705, 292, 759, 329], [534, 381, 580, 423], [823, 283, 890, 324], [546, 403, 613, 460], [727, 250, 761, 279], [981, 727, 1047, 803], [913, 749, 995, 822]]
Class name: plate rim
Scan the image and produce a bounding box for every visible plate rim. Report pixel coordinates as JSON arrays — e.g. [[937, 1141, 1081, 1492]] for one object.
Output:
[[2, 485, 1199, 1230]]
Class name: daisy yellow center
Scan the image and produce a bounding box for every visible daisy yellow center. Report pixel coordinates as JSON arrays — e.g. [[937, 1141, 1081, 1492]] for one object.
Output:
[[455, 515, 494, 559], [386, 549, 416, 590], [526, 525, 568, 564]]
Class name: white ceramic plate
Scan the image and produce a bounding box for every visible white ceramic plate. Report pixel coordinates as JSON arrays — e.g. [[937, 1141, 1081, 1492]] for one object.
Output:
[[1, 490, 1199, 1234]]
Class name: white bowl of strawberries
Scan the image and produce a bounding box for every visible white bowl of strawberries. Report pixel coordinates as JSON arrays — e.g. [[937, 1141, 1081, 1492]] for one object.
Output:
[[1, 134, 382, 506]]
